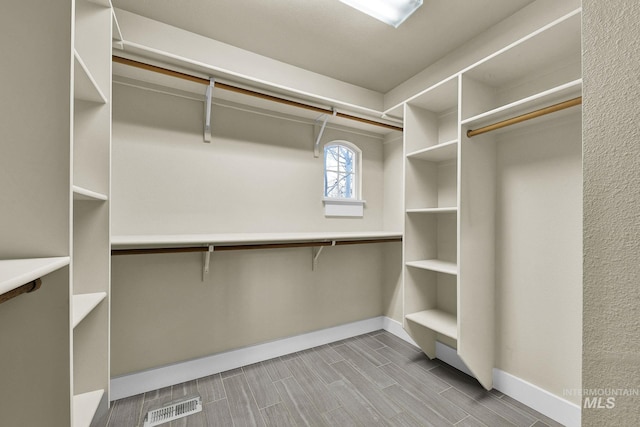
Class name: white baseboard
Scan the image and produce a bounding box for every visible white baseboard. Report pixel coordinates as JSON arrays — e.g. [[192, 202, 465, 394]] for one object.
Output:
[[111, 315, 580, 427], [493, 369, 581, 427], [111, 316, 385, 401]]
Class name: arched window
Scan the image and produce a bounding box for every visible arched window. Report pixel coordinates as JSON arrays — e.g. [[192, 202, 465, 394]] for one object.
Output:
[[323, 141, 364, 217], [324, 143, 358, 199]]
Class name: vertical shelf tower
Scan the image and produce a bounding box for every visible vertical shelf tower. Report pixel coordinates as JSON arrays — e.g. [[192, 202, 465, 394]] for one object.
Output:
[[402, 9, 581, 390], [0, 0, 114, 425]]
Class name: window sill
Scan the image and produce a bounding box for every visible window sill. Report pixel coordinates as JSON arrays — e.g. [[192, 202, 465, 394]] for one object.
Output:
[[323, 198, 366, 217]]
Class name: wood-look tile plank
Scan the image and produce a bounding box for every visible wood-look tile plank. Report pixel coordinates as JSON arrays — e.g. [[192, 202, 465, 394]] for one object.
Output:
[[383, 384, 452, 427], [323, 407, 360, 427], [172, 380, 198, 399], [379, 363, 466, 423], [531, 421, 553, 427], [279, 351, 301, 361], [314, 344, 344, 364], [221, 367, 244, 379], [469, 393, 537, 427], [347, 337, 391, 367], [89, 405, 111, 427], [197, 373, 226, 403], [332, 344, 396, 388], [260, 402, 298, 427], [331, 360, 403, 418], [107, 394, 144, 427], [223, 373, 266, 427], [262, 356, 292, 382], [353, 333, 387, 350], [243, 362, 282, 409], [144, 385, 172, 402], [455, 415, 488, 427], [499, 395, 565, 427], [440, 388, 514, 427], [202, 399, 234, 427], [285, 356, 341, 413], [388, 412, 425, 427], [371, 332, 421, 358], [429, 365, 486, 399], [299, 346, 342, 384], [273, 377, 328, 427], [377, 346, 450, 393], [375, 341, 439, 372], [328, 380, 389, 426]]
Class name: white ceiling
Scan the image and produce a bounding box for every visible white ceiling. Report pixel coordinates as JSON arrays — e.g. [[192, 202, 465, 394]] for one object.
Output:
[[112, 0, 536, 93]]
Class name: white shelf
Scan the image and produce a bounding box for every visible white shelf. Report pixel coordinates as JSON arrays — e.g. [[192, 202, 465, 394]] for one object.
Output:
[[73, 292, 107, 328], [406, 259, 457, 275], [74, 50, 107, 104], [73, 389, 104, 427], [462, 80, 582, 129], [112, 231, 403, 249], [406, 140, 458, 162], [406, 207, 457, 214], [0, 257, 70, 296], [406, 309, 458, 340], [87, 0, 112, 7], [73, 185, 108, 202], [406, 75, 459, 113]]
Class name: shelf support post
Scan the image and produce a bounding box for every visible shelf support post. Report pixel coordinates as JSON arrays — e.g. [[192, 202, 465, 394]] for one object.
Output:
[[204, 77, 215, 143], [202, 245, 214, 281], [314, 108, 336, 157]]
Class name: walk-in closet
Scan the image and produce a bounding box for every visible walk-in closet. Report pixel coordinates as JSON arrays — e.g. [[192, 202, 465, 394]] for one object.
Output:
[[2, 0, 639, 426]]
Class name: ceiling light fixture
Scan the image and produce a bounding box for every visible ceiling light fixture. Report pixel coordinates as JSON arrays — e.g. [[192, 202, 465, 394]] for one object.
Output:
[[339, 0, 423, 28]]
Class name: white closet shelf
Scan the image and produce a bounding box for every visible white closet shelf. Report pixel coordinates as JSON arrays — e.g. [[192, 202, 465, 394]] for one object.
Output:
[[406, 309, 458, 340], [0, 257, 70, 296], [74, 50, 108, 104], [406, 259, 457, 275], [87, 0, 112, 7], [73, 185, 108, 201], [73, 292, 107, 328], [462, 79, 582, 129], [406, 75, 459, 114], [406, 139, 458, 162], [73, 389, 104, 427], [406, 207, 457, 214], [112, 231, 403, 249]]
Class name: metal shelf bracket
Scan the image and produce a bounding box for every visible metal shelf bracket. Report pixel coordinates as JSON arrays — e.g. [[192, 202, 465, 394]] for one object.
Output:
[[204, 78, 215, 142], [314, 108, 336, 157], [202, 245, 214, 280], [312, 241, 336, 270]]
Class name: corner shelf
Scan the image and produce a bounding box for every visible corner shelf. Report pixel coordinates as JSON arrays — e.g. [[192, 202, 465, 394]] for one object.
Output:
[[73, 185, 108, 202], [0, 257, 70, 296], [406, 139, 458, 162], [406, 309, 458, 340], [74, 50, 107, 104], [73, 292, 107, 328], [73, 389, 104, 427], [406, 259, 457, 275]]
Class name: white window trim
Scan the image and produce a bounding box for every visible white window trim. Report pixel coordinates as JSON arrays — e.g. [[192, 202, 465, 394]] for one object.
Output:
[[323, 141, 364, 217]]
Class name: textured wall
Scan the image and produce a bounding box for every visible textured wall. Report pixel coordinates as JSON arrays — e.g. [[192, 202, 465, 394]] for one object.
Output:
[[583, 0, 640, 425]]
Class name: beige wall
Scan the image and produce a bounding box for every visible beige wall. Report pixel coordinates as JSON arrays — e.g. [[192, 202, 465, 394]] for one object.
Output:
[[583, 0, 640, 424], [111, 84, 391, 375], [495, 112, 583, 404]]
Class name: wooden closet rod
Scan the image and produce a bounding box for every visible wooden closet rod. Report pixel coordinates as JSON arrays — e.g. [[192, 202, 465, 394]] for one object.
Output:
[[111, 237, 402, 256], [0, 278, 43, 305], [466, 96, 582, 138], [112, 56, 403, 132]]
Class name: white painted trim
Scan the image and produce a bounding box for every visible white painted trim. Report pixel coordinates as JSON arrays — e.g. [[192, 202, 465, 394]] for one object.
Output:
[[493, 369, 581, 427], [111, 315, 580, 427], [110, 316, 385, 400]]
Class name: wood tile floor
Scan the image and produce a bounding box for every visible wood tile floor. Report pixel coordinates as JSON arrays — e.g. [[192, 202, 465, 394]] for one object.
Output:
[[96, 330, 564, 427]]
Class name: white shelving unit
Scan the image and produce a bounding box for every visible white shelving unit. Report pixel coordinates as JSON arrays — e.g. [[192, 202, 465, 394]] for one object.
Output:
[[0, 257, 70, 295], [72, 0, 113, 425], [402, 8, 582, 390]]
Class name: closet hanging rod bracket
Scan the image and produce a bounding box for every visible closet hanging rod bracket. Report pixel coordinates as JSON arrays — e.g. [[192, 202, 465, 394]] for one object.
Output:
[[202, 245, 214, 280], [312, 240, 336, 270], [204, 78, 216, 142], [0, 278, 43, 305], [313, 108, 337, 157]]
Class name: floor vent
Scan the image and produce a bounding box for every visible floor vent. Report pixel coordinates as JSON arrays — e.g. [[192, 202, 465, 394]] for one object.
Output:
[[143, 395, 202, 427]]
